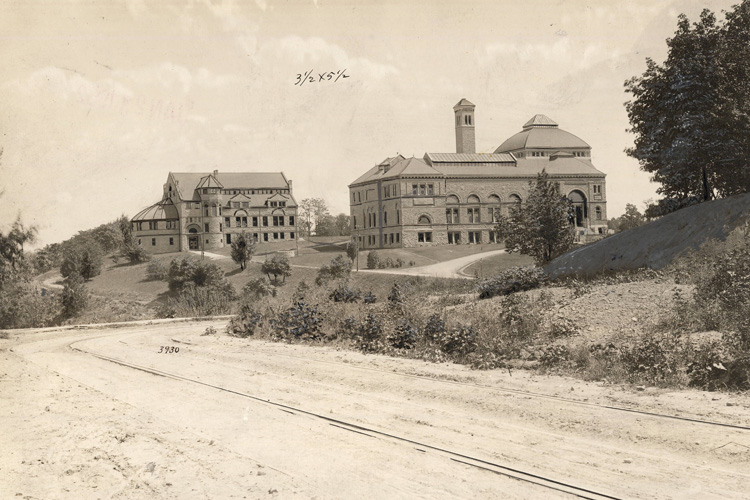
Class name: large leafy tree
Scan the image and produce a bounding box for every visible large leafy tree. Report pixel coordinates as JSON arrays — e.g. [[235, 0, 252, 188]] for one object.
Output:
[[298, 198, 330, 237], [494, 170, 575, 265], [625, 2, 750, 208], [230, 232, 256, 270], [261, 253, 292, 283]]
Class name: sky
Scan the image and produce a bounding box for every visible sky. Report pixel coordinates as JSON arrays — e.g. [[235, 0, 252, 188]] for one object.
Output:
[[0, 0, 740, 249]]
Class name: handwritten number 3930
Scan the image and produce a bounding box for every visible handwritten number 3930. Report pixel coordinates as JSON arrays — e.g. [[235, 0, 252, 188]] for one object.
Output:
[[158, 346, 180, 353]]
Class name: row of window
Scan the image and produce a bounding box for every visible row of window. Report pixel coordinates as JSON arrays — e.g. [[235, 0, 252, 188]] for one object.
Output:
[[138, 237, 176, 246], [199, 188, 288, 196], [226, 232, 294, 244], [516, 151, 590, 158], [134, 221, 179, 231], [224, 215, 294, 228], [445, 207, 500, 224], [411, 183, 434, 196], [456, 114, 473, 126]]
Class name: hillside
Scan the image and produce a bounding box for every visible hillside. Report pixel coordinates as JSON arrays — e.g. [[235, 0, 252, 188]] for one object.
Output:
[[545, 192, 750, 279]]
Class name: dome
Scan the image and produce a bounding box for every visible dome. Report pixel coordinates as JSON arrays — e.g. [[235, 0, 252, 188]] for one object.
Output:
[[132, 199, 179, 221], [494, 115, 590, 153]]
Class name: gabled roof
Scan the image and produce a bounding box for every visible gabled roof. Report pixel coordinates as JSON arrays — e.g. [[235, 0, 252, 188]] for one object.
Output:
[[196, 174, 224, 189], [349, 156, 443, 186], [132, 199, 179, 221]]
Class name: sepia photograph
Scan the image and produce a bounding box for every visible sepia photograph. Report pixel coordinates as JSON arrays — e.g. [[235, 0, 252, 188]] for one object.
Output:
[[1, 0, 749, 498]]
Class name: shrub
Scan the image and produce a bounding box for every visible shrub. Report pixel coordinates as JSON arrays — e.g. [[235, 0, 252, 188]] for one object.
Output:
[[352, 312, 385, 353], [438, 324, 478, 359], [498, 294, 541, 341], [387, 282, 408, 309], [0, 282, 58, 329], [329, 284, 361, 303], [548, 316, 580, 338], [191, 261, 226, 287], [388, 320, 418, 350], [145, 260, 168, 281], [271, 301, 322, 341], [60, 275, 88, 318], [362, 291, 377, 304], [477, 266, 548, 299], [538, 345, 570, 368], [315, 255, 352, 286], [227, 304, 264, 338], [619, 334, 684, 385], [243, 277, 277, 299], [366, 250, 381, 269], [167, 257, 198, 292], [60, 245, 103, 281], [423, 313, 446, 343], [165, 282, 235, 317]]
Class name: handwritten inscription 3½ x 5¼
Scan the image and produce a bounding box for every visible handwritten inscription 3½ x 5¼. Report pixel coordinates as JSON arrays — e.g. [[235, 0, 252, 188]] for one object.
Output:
[[294, 69, 350, 86]]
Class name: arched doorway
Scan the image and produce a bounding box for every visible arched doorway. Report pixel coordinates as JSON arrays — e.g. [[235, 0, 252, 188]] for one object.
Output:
[[568, 190, 587, 227], [188, 226, 199, 250]]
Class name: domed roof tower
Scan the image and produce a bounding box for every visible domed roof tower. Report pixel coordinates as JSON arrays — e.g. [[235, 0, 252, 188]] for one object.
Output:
[[494, 115, 591, 156]]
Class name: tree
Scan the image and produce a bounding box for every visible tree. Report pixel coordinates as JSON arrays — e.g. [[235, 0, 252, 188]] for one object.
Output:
[[625, 3, 750, 210], [230, 232, 256, 270], [261, 253, 292, 283], [346, 237, 358, 263], [60, 245, 102, 281], [298, 198, 330, 237], [617, 204, 645, 231], [494, 170, 575, 266]]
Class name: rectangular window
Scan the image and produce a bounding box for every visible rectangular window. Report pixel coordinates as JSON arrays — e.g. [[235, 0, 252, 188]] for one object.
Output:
[[290, 232, 295, 239], [236, 217, 241, 226], [418, 232, 432, 243], [151, 238, 156, 246], [489, 231, 496, 243], [225, 217, 230, 227], [397, 210, 400, 224], [253, 233, 258, 240], [419, 184, 426, 196], [280, 232, 285, 239], [263, 216, 268, 226], [226, 234, 231, 244], [289, 216, 295, 226], [169, 237, 174, 245], [252, 217, 258, 227], [427, 184, 434, 196], [396, 233, 400, 243], [448, 232, 461, 244], [412, 184, 418, 195], [383, 212, 387, 226], [390, 233, 394, 244], [263, 233, 269, 242], [242, 217, 248, 227], [273, 232, 278, 240], [204, 223, 209, 232], [242, 202, 249, 208]]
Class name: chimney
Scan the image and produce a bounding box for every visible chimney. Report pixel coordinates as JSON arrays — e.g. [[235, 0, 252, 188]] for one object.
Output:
[[288, 179, 293, 194], [213, 169, 218, 177], [453, 98, 476, 154]]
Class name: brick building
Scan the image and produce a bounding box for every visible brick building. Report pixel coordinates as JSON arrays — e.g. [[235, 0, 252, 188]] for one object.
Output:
[[132, 171, 297, 254], [349, 99, 607, 248]]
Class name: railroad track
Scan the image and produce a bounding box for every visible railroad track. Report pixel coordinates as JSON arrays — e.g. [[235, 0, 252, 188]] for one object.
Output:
[[70, 341, 624, 500]]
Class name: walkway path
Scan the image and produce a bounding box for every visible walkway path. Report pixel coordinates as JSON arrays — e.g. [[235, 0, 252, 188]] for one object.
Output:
[[356, 249, 506, 280], [188, 250, 229, 260]]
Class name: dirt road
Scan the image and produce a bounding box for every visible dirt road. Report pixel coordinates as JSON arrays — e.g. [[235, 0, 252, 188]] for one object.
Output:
[[3, 320, 750, 499], [358, 249, 507, 279]]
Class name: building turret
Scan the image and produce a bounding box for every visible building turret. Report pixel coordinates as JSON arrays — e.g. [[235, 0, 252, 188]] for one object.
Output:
[[453, 98, 475, 154]]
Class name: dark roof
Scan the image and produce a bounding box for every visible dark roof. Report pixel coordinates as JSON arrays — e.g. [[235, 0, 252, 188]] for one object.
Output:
[[523, 114, 558, 128], [454, 98, 475, 108], [424, 152, 515, 165], [349, 156, 443, 186], [170, 172, 289, 200]]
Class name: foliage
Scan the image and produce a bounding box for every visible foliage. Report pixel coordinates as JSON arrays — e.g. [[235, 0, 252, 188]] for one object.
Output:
[[437, 324, 478, 360], [230, 232, 256, 270], [329, 283, 362, 303], [271, 301, 322, 341], [167, 257, 198, 292], [315, 213, 351, 236], [60, 245, 103, 281], [145, 260, 168, 281], [60, 274, 89, 318], [261, 253, 292, 283], [477, 266, 548, 299], [387, 281, 408, 309], [423, 314, 446, 343], [0, 281, 58, 329], [387, 320, 418, 350], [625, 3, 750, 206], [366, 250, 381, 269], [351, 312, 385, 353], [162, 282, 235, 318], [315, 254, 352, 286], [227, 304, 264, 338], [242, 277, 277, 299], [298, 198, 330, 236], [362, 291, 377, 304], [494, 170, 575, 265], [609, 204, 645, 231], [345, 237, 358, 262]]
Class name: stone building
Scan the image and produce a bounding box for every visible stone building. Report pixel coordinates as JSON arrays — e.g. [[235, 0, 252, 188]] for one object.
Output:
[[131, 171, 297, 254], [348, 99, 607, 248]]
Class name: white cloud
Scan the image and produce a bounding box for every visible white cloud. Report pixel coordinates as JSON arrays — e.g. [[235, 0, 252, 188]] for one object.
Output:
[[112, 63, 242, 94]]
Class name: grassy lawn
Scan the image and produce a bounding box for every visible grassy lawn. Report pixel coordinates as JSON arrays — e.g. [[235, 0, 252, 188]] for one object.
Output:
[[462, 251, 535, 279]]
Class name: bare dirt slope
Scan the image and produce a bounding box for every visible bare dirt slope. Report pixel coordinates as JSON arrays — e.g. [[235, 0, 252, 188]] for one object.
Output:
[[3, 321, 750, 499], [545, 193, 750, 278]]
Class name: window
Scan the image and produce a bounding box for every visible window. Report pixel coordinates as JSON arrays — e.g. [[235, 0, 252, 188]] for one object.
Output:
[[273, 232, 279, 240], [468, 231, 481, 244], [233, 202, 240, 208], [412, 184, 418, 195], [593, 185, 602, 194], [396, 210, 400, 224], [353, 216, 357, 228], [242, 202, 249, 208], [289, 216, 295, 226], [263, 216, 268, 226], [417, 232, 432, 243], [383, 212, 388, 225], [219, 223, 223, 232], [280, 232, 285, 239], [211, 204, 217, 216], [446, 208, 458, 224], [138, 239, 141, 245], [225, 217, 230, 227], [417, 215, 431, 225], [390, 233, 394, 244], [252, 217, 258, 227], [226, 234, 231, 244], [419, 184, 426, 196], [270, 201, 277, 207], [263, 233, 269, 242], [290, 232, 295, 239], [204, 223, 209, 232], [467, 208, 480, 223], [169, 237, 174, 245], [273, 216, 285, 226], [204, 205, 209, 216], [448, 232, 460, 244], [151, 238, 156, 246], [253, 233, 258, 240], [595, 206, 602, 220], [427, 184, 434, 195]]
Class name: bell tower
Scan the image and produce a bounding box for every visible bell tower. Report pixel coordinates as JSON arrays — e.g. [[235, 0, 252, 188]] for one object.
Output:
[[453, 98, 476, 154]]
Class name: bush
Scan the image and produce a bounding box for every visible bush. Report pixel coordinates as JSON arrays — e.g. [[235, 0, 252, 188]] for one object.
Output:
[[145, 260, 168, 281], [227, 304, 264, 338], [366, 250, 381, 270], [315, 255, 352, 286], [538, 345, 570, 368], [477, 266, 548, 299], [60, 275, 88, 318], [619, 334, 684, 385], [60, 245, 103, 281], [0, 282, 58, 329], [423, 314, 446, 343], [387, 320, 418, 350], [438, 324, 478, 360], [271, 301, 322, 341], [387, 282, 408, 309], [243, 277, 277, 299], [167, 257, 198, 292], [548, 316, 580, 338], [362, 291, 377, 304], [352, 312, 385, 353], [329, 284, 361, 303], [167, 258, 227, 292], [163, 282, 235, 317]]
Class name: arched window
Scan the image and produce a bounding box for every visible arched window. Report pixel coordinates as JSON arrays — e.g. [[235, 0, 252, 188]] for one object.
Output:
[[467, 194, 480, 204], [203, 204, 209, 216], [568, 190, 588, 226], [595, 206, 602, 220], [446, 194, 460, 205], [509, 194, 522, 203], [488, 194, 501, 222], [417, 215, 432, 225], [211, 204, 217, 216]]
